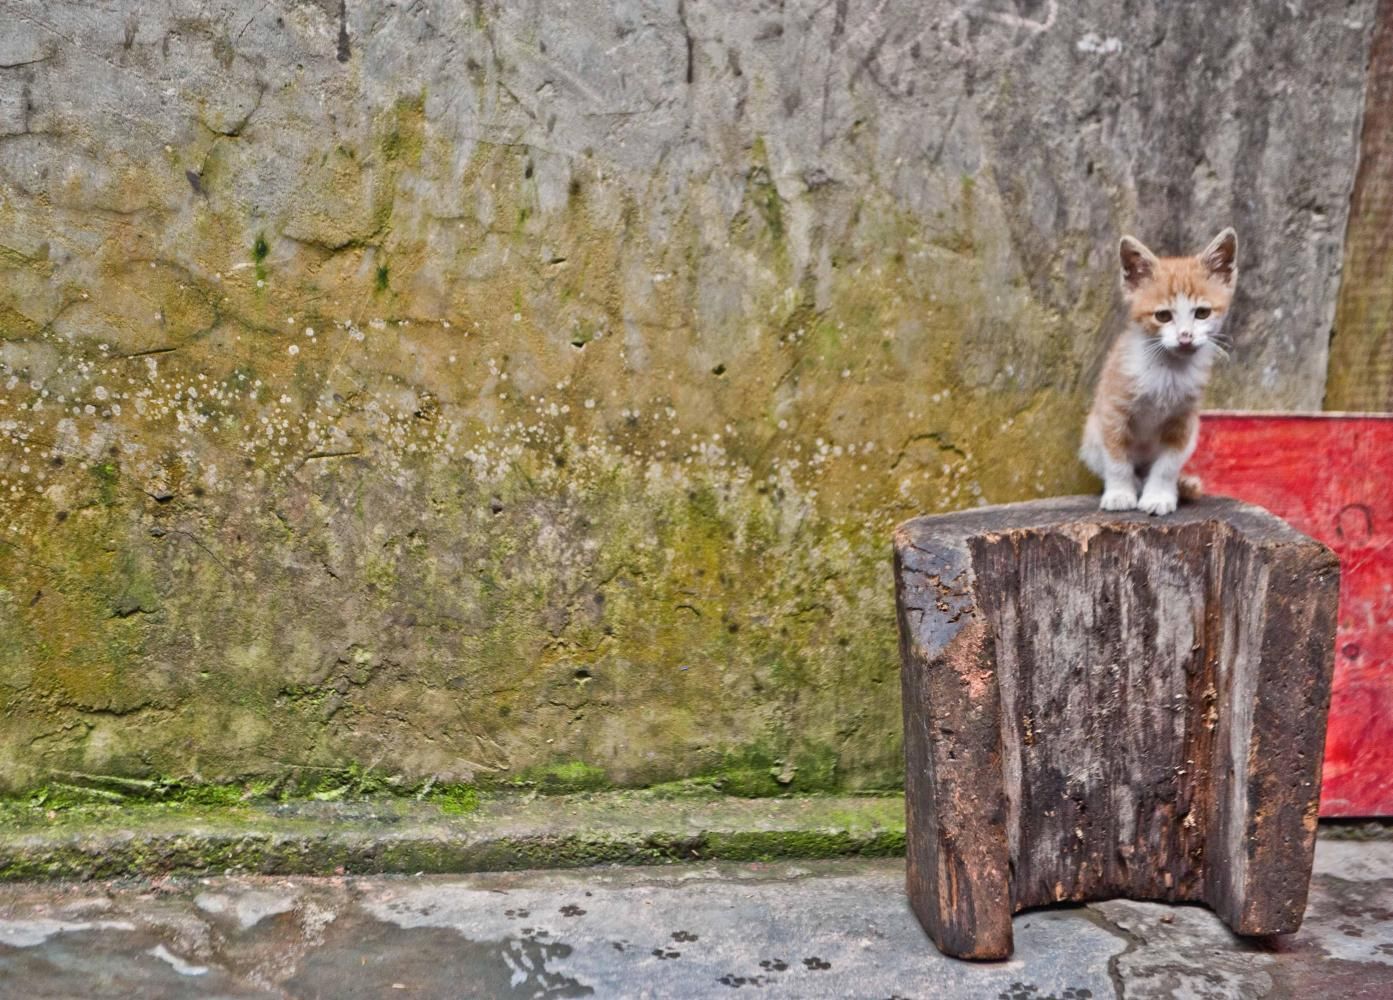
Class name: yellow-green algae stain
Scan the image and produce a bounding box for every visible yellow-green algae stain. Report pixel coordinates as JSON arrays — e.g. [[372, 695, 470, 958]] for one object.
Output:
[[0, 787, 906, 878], [0, 110, 1100, 801]]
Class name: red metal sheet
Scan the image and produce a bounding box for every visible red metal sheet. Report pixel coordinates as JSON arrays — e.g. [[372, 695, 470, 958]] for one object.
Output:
[[1189, 412, 1393, 816]]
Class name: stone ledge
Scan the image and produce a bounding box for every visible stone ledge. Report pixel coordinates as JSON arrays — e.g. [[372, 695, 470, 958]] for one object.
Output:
[[0, 793, 907, 881], [1, 794, 1386, 883]]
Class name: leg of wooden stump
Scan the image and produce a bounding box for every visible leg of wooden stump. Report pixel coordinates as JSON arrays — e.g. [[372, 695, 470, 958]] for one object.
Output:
[[895, 535, 1012, 959], [1209, 527, 1340, 934]]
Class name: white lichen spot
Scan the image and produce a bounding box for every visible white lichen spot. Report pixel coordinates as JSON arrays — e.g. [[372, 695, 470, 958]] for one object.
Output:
[[288, 344, 299, 356], [1076, 32, 1122, 54]]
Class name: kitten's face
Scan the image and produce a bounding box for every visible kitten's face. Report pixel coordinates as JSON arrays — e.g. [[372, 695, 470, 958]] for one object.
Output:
[[1119, 229, 1237, 356]]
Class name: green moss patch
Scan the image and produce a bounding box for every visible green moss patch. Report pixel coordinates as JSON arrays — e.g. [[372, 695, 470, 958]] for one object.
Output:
[[0, 791, 907, 880]]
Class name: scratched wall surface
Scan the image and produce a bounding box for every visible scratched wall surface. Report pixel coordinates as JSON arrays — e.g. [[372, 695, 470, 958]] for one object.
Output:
[[0, 1, 1376, 794], [1326, 0, 1393, 413]]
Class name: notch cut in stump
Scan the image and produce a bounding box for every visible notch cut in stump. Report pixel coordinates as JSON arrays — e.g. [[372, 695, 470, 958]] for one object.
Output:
[[893, 496, 1339, 960]]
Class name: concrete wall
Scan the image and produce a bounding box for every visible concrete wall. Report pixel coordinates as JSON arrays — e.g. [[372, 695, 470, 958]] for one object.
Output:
[[0, 0, 1376, 794]]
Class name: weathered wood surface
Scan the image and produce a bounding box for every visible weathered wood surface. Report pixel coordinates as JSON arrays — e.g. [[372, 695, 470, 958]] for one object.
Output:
[[1326, 0, 1393, 411], [894, 496, 1340, 960]]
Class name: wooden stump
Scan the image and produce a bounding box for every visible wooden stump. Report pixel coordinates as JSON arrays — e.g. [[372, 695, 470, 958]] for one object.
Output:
[[893, 496, 1340, 960]]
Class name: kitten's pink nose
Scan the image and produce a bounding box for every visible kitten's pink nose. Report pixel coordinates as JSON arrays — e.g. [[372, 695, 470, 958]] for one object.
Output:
[[1178, 331, 1194, 345]]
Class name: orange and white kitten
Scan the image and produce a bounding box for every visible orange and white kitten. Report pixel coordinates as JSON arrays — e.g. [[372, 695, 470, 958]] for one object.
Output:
[[1080, 228, 1237, 515]]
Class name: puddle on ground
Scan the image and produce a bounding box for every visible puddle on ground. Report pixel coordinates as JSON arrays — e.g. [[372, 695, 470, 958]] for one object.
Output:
[[0, 927, 257, 1000], [282, 913, 593, 999]]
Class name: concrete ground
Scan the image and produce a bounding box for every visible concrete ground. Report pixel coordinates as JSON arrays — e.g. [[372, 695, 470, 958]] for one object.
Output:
[[0, 839, 1390, 1000]]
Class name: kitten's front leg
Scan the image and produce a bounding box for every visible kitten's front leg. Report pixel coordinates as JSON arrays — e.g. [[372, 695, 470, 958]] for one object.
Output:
[[1099, 460, 1140, 511], [1138, 447, 1185, 516], [1093, 447, 1139, 511], [1138, 412, 1198, 516], [1081, 421, 1138, 510]]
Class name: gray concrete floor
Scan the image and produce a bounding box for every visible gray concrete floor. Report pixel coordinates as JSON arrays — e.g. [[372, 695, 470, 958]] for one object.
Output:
[[0, 840, 1390, 999]]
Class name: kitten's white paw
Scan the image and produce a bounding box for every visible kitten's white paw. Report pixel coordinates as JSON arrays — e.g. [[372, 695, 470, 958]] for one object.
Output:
[[1138, 490, 1178, 516], [1099, 488, 1138, 511]]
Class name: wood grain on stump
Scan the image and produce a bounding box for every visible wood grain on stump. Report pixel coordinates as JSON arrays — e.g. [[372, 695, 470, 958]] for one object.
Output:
[[893, 496, 1340, 960]]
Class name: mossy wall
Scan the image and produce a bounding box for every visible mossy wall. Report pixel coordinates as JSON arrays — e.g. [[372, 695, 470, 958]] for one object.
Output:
[[1325, 0, 1393, 412], [0, 1, 1376, 795]]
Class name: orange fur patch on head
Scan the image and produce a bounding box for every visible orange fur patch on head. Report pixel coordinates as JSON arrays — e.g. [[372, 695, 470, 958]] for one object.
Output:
[[1128, 257, 1235, 328]]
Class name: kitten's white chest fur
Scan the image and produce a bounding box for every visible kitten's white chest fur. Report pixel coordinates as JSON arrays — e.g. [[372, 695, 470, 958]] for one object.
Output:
[[1121, 332, 1214, 407], [1119, 331, 1214, 465]]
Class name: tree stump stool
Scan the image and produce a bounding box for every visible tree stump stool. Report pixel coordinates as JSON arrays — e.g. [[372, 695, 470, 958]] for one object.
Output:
[[892, 496, 1340, 960]]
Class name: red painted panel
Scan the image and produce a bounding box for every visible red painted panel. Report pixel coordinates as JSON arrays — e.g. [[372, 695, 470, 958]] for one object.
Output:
[[1189, 412, 1393, 816]]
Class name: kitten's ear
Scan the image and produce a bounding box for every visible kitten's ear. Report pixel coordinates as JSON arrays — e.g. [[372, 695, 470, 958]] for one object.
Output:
[[1119, 236, 1158, 292], [1200, 228, 1237, 286]]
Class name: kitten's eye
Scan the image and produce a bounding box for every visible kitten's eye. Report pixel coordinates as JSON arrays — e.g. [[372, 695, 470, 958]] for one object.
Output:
[[1154, 310, 1173, 324], [1194, 307, 1212, 319]]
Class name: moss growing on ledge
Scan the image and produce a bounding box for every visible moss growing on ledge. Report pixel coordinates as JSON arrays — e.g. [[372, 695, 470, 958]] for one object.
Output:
[[0, 790, 907, 881], [517, 761, 611, 794]]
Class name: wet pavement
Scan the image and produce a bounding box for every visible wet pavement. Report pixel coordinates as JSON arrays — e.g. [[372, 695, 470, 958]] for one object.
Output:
[[0, 839, 1390, 999]]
